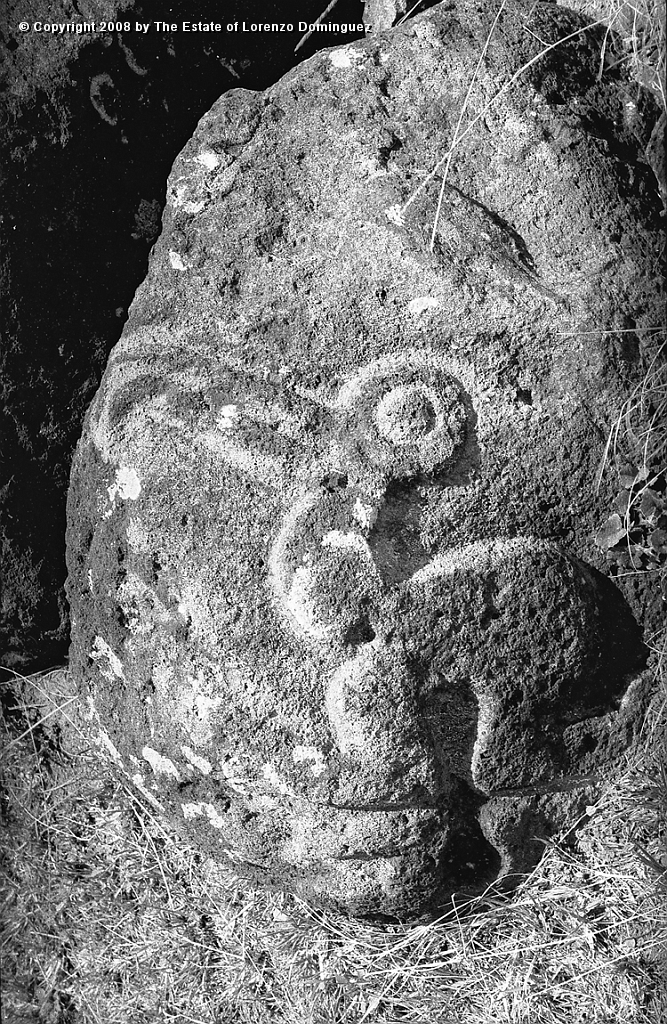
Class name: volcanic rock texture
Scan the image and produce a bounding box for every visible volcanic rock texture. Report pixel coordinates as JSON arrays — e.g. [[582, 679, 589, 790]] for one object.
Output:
[[67, 1, 664, 918], [0, 0, 368, 669]]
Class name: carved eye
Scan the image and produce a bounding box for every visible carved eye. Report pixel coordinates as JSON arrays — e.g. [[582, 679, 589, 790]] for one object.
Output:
[[337, 362, 468, 481], [376, 383, 437, 445]]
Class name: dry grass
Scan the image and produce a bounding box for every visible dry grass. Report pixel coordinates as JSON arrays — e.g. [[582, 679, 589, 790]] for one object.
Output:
[[596, 337, 667, 672], [400, 0, 665, 242], [562, 0, 666, 110], [399, 5, 616, 231], [1, 668, 666, 1024]]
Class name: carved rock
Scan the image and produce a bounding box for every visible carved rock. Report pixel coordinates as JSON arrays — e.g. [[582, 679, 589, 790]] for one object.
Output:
[[66, 1, 663, 917], [0, 0, 353, 670]]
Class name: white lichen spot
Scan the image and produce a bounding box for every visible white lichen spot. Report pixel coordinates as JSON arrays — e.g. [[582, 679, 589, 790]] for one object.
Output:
[[330, 47, 363, 69], [169, 250, 188, 271], [117, 573, 170, 637], [385, 204, 404, 227], [262, 763, 295, 796], [204, 804, 226, 829], [352, 498, 377, 532], [182, 801, 226, 829], [408, 296, 440, 316], [502, 115, 532, 142], [91, 636, 124, 682], [142, 745, 180, 781], [182, 801, 205, 820], [181, 745, 212, 775], [195, 149, 220, 170], [107, 465, 141, 505], [88, 568, 94, 593], [292, 745, 326, 778], [216, 404, 238, 430], [146, 696, 156, 739]]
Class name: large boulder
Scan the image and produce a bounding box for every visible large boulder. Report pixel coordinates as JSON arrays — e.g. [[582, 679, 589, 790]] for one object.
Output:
[[0, 0, 367, 670], [66, 1, 664, 918]]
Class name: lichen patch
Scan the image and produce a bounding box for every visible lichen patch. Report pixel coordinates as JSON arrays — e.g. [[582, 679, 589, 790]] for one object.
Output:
[[107, 465, 141, 505], [195, 149, 220, 170], [181, 745, 213, 775], [169, 250, 188, 270], [329, 47, 364, 70], [142, 745, 180, 780], [91, 637, 124, 682], [181, 802, 226, 829], [408, 296, 440, 315]]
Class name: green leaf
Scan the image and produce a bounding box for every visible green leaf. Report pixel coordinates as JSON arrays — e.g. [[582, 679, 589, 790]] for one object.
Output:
[[596, 514, 627, 550], [615, 489, 631, 515]]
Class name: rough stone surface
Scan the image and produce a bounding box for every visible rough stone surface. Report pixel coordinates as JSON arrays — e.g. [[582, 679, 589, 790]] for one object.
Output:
[[363, 0, 410, 30], [0, 0, 367, 670], [67, 1, 664, 918]]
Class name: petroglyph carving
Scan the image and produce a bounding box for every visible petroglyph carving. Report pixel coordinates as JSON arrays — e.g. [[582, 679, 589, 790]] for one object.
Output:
[[261, 356, 618, 815], [268, 355, 472, 655], [64, 0, 661, 919], [72, 328, 649, 918], [90, 346, 636, 815], [90, 348, 474, 514]]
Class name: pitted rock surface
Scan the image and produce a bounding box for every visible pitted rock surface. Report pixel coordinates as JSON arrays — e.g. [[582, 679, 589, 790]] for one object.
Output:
[[0, 0, 367, 670], [66, 1, 663, 918]]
